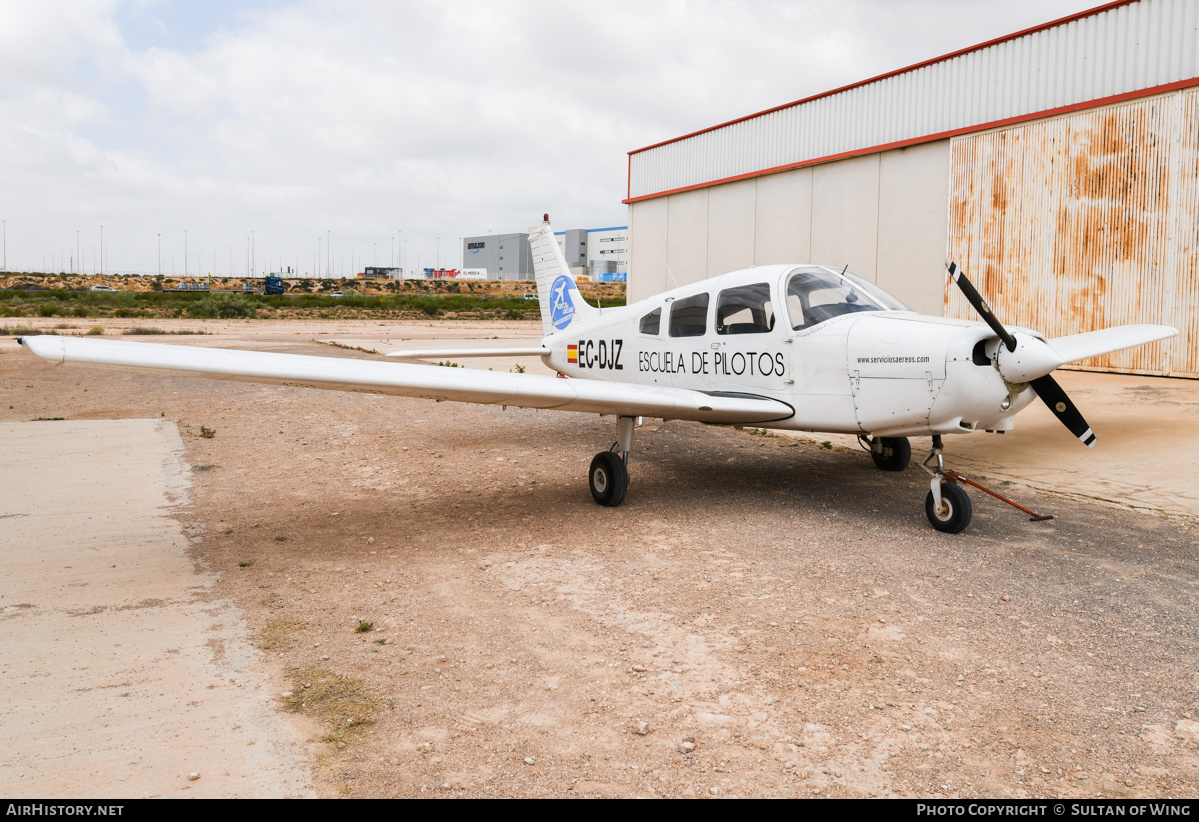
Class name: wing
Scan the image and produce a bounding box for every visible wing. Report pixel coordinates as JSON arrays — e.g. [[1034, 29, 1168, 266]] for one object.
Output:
[[20, 335, 793, 424], [1047, 324, 1177, 365], [385, 346, 548, 360]]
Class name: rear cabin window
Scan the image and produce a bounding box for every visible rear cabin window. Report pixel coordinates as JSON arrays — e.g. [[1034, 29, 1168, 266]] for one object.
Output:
[[716, 283, 774, 335], [669, 293, 709, 337], [639, 308, 661, 335]]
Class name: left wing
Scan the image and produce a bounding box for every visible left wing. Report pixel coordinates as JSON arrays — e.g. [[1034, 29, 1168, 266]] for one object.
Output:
[[20, 335, 793, 424], [386, 346, 548, 360]]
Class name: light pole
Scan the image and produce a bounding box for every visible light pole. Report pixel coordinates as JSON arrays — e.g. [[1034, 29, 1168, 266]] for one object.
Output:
[[2, 219, 6, 272], [251, 230, 255, 277], [317, 237, 321, 279], [76, 230, 80, 275], [184, 229, 188, 278], [326, 230, 330, 278], [99, 225, 104, 276], [157, 233, 161, 277]]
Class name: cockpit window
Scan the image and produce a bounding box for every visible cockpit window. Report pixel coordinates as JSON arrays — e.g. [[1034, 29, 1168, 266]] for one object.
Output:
[[784, 267, 909, 331], [669, 293, 709, 337], [639, 308, 661, 335], [716, 283, 774, 335]]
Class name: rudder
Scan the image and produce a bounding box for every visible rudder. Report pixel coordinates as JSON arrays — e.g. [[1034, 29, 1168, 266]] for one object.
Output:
[[527, 214, 600, 337]]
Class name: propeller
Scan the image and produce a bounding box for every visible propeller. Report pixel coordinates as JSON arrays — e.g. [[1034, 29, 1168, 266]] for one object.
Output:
[[946, 260, 1097, 448]]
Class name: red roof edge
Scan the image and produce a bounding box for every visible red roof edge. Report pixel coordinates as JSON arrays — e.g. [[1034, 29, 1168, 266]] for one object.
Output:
[[622, 76, 1199, 205]]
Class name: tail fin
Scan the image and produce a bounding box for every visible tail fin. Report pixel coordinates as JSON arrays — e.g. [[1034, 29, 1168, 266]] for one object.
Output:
[[528, 214, 600, 337]]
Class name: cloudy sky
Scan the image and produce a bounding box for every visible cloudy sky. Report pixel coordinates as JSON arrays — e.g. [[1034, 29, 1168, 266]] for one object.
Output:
[[1, 0, 1105, 277]]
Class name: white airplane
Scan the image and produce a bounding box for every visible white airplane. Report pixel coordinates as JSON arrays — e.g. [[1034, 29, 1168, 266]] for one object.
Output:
[[20, 215, 1176, 534]]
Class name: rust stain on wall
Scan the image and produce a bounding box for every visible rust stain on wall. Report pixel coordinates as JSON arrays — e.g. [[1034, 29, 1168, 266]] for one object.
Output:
[[948, 90, 1199, 378]]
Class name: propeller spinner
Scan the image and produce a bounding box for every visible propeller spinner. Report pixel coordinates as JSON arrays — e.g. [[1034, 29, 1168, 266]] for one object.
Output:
[[946, 260, 1097, 449]]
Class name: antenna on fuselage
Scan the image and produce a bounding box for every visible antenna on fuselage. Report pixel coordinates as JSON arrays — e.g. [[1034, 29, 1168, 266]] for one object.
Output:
[[660, 257, 681, 291]]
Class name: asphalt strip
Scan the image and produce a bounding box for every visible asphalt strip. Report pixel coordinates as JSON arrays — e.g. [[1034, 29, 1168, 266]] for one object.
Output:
[[0, 419, 313, 798]]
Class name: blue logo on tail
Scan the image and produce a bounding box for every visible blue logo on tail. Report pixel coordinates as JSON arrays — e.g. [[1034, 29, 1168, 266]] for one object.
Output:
[[549, 275, 577, 330]]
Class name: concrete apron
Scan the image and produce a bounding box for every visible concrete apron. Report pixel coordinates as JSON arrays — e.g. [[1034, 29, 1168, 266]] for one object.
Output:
[[791, 370, 1199, 522], [0, 419, 312, 798]]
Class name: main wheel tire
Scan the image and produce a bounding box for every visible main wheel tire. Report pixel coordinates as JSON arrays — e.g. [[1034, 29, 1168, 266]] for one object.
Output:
[[871, 436, 911, 471], [589, 451, 628, 507], [925, 482, 972, 533]]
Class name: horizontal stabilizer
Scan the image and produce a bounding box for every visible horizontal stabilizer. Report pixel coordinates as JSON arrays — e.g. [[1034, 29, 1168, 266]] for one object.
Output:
[[386, 347, 548, 360], [1048, 324, 1177, 365], [19, 336, 793, 425]]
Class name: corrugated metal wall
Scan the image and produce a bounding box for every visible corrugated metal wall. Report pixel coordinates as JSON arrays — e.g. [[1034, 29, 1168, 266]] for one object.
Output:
[[946, 89, 1199, 377], [629, 0, 1199, 201]]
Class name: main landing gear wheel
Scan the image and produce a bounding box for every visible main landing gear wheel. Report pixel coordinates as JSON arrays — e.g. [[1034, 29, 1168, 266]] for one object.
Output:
[[589, 451, 628, 507], [925, 481, 972, 534], [870, 436, 911, 471]]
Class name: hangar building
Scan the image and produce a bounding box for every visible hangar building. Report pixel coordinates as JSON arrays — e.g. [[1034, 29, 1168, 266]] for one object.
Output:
[[624, 0, 1199, 377]]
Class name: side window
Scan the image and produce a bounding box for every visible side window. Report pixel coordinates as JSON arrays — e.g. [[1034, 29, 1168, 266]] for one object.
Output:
[[639, 308, 661, 335], [716, 283, 774, 335], [669, 293, 709, 338]]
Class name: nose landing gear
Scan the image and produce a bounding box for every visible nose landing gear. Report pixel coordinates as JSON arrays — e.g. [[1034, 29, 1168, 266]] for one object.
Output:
[[918, 435, 1055, 533], [921, 435, 973, 533]]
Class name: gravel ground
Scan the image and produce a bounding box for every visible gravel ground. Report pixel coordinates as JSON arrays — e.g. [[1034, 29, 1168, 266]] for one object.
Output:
[[4, 320, 1198, 799]]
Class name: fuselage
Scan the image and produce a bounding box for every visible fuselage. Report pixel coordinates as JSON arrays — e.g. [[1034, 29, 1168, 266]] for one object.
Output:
[[540, 264, 1038, 437]]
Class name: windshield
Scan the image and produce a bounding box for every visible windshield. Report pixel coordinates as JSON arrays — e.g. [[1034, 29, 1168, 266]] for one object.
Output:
[[784, 266, 909, 330]]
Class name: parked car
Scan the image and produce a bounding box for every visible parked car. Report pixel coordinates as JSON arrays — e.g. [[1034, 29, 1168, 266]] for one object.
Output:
[[329, 291, 345, 297], [90, 285, 116, 292], [522, 293, 538, 301]]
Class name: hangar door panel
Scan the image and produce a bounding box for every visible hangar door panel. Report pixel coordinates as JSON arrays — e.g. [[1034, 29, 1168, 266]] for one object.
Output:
[[947, 90, 1199, 377]]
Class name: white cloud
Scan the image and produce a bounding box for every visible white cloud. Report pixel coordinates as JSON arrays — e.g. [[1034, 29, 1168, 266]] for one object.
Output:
[[0, 0, 1104, 274]]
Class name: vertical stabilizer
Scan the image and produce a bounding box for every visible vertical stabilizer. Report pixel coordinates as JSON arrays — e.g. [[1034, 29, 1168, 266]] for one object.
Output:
[[528, 215, 600, 337]]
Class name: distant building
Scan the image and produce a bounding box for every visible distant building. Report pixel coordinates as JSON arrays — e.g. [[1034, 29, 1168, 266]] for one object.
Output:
[[460, 233, 535, 280], [358, 266, 400, 279], [582, 226, 628, 282], [462, 225, 628, 281]]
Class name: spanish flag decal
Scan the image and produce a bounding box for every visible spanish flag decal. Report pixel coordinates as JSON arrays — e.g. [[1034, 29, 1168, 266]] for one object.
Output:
[[567, 344, 578, 364]]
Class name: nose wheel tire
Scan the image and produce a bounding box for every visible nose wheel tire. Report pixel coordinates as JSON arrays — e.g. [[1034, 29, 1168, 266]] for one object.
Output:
[[589, 451, 629, 507], [871, 436, 911, 471], [925, 482, 972, 533]]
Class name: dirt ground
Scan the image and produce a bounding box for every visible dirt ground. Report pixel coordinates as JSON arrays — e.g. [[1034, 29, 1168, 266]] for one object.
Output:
[[3, 318, 1199, 799]]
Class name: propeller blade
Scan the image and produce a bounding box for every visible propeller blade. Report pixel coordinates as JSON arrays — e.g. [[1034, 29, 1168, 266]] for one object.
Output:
[[945, 260, 1017, 352], [1030, 374, 1097, 448]]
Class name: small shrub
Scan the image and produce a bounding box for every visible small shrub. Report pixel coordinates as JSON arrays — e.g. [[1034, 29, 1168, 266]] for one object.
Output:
[[513, 363, 525, 373], [187, 293, 257, 319], [355, 620, 374, 633], [199, 426, 216, 438], [87, 326, 104, 335]]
